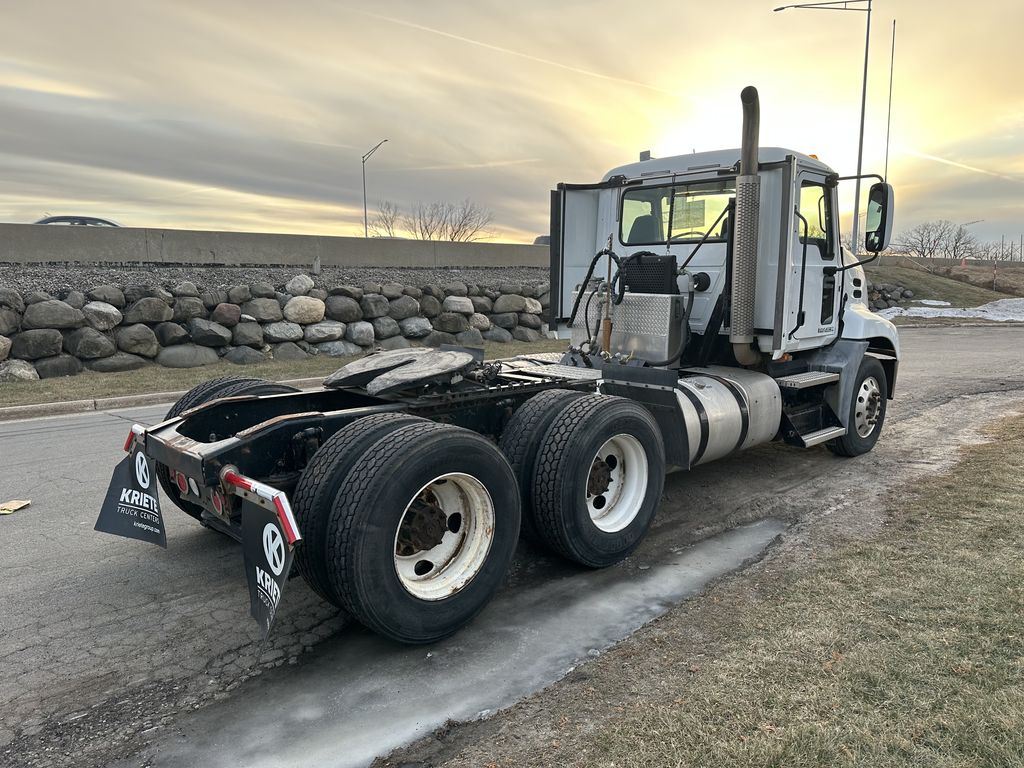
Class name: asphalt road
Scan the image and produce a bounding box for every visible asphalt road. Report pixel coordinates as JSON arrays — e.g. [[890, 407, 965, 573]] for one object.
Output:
[[2, 326, 1023, 768]]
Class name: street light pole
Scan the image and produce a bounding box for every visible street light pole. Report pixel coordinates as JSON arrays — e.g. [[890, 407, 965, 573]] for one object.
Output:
[[361, 139, 388, 238], [774, 0, 873, 254]]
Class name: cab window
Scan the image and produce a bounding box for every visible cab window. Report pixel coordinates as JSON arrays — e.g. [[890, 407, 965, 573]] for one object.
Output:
[[621, 180, 734, 245], [797, 181, 834, 260]]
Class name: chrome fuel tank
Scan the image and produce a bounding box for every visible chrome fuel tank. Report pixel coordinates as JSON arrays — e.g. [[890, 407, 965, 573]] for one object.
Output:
[[674, 366, 781, 466]]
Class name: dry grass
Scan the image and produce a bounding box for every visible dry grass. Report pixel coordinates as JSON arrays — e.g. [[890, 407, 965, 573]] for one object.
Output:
[[940, 263, 1024, 297], [865, 263, 1010, 307], [0, 339, 569, 409], [585, 415, 1024, 767]]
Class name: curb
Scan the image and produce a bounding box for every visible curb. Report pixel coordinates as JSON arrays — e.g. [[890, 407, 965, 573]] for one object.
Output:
[[0, 376, 326, 422]]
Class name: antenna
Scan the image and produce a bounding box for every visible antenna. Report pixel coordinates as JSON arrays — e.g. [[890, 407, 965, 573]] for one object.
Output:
[[884, 18, 896, 180]]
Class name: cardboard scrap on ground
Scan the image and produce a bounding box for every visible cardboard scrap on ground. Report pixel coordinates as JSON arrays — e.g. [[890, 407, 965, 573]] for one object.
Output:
[[0, 499, 31, 515]]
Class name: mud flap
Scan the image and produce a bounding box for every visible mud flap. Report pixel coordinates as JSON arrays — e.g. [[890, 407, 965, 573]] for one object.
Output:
[[240, 498, 296, 640], [95, 447, 167, 548]]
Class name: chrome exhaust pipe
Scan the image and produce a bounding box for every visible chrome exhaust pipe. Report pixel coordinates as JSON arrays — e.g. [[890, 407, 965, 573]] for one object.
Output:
[[731, 86, 761, 366]]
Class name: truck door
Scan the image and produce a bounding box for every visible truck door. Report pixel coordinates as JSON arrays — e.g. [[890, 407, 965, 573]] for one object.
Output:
[[551, 185, 608, 324], [784, 173, 841, 347]]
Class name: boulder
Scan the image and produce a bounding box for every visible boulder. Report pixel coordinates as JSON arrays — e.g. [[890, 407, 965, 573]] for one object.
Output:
[[455, 328, 484, 347], [398, 316, 433, 338], [24, 291, 53, 305], [124, 285, 173, 304], [309, 288, 328, 300], [35, 354, 83, 379], [0, 359, 38, 382], [154, 322, 189, 347], [403, 286, 423, 299], [498, 282, 522, 295], [0, 308, 20, 336], [82, 301, 122, 331], [423, 330, 457, 347], [523, 297, 544, 314], [227, 285, 252, 304], [0, 288, 26, 313], [387, 295, 420, 321], [224, 346, 267, 365], [444, 281, 468, 297], [422, 284, 444, 299], [116, 324, 159, 358], [172, 296, 207, 322], [317, 340, 363, 358], [64, 290, 86, 310], [361, 282, 382, 296], [432, 312, 470, 334], [303, 320, 346, 343], [285, 274, 315, 296], [493, 294, 528, 314], [512, 326, 542, 343], [371, 316, 401, 339], [0, 334, 10, 362], [63, 327, 116, 359], [345, 320, 375, 347], [419, 295, 442, 318], [210, 302, 241, 327], [22, 300, 85, 330], [470, 295, 493, 313], [467, 284, 480, 297], [538, 292, 550, 308], [11, 329, 63, 360], [189, 318, 233, 347], [378, 335, 412, 351], [329, 285, 363, 300], [381, 282, 405, 300], [469, 313, 491, 331], [173, 281, 199, 298], [275, 292, 292, 309], [490, 312, 518, 329], [518, 312, 543, 330], [250, 282, 276, 298], [442, 296, 475, 315], [283, 296, 326, 324], [232, 322, 264, 348], [520, 284, 538, 298], [200, 290, 227, 310], [86, 353, 149, 373], [272, 341, 308, 361], [482, 326, 513, 343], [123, 297, 173, 324], [156, 344, 220, 368], [903, 289, 915, 299], [325, 295, 363, 323], [86, 285, 125, 308], [360, 294, 389, 319], [263, 321, 304, 343], [484, 288, 501, 301], [241, 298, 284, 322]]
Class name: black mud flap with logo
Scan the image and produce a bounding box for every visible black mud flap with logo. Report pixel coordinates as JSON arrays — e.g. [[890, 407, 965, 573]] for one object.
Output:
[[240, 499, 296, 640], [95, 447, 166, 548]]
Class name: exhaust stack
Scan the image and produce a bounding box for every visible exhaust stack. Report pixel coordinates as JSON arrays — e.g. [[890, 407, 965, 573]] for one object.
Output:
[[731, 86, 761, 366]]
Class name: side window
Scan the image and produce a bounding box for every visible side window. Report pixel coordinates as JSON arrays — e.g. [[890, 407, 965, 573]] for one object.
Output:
[[621, 195, 662, 245], [797, 181, 834, 260]]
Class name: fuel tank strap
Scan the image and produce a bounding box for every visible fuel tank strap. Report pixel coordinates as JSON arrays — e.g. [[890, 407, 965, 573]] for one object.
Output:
[[703, 374, 750, 452], [675, 385, 710, 465]]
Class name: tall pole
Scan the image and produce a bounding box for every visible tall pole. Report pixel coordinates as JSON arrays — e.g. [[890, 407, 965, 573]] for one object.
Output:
[[850, 0, 872, 256], [884, 18, 895, 181], [360, 138, 388, 238]]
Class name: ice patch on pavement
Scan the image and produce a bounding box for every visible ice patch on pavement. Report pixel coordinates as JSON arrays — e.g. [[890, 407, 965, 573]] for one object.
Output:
[[878, 297, 1024, 322]]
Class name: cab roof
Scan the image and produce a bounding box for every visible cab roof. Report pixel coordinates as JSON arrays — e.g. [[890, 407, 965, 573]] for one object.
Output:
[[603, 147, 835, 182]]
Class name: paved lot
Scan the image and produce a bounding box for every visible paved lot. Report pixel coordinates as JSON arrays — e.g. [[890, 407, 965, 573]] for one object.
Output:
[[1, 326, 1023, 767]]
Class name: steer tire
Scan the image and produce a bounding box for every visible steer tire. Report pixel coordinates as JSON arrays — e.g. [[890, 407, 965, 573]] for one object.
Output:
[[533, 393, 665, 568], [156, 376, 298, 520], [828, 356, 888, 457], [325, 421, 521, 644], [499, 388, 587, 541], [292, 413, 427, 605]]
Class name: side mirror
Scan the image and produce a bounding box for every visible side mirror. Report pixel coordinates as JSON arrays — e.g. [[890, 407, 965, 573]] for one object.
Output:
[[864, 182, 894, 253]]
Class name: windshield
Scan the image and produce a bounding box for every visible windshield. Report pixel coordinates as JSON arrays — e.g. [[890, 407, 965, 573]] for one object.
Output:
[[620, 179, 734, 246]]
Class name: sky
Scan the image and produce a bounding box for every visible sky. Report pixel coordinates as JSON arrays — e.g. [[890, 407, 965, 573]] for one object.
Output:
[[0, 0, 1021, 245]]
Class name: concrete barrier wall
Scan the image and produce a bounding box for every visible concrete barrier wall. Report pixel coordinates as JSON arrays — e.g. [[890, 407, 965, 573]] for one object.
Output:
[[0, 223, 548, 268]]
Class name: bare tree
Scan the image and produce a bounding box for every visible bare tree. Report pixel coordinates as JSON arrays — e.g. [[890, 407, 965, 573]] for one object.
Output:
[[402, 202, 447, 240], [440, 199, 494, 242], [893, 220, 953, 268], [942, 223, 977, 261], [370, 200, 401, 238]]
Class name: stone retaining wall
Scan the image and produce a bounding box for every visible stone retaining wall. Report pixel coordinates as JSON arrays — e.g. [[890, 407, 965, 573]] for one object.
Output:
[[0, 275, 550, 382], [865, 280, 914, 311]]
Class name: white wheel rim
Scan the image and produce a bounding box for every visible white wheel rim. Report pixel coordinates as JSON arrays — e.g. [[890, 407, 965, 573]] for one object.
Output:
[[393, 473, 495, 601], [585, 434, 648, 533], [855, 375, 883, 438]]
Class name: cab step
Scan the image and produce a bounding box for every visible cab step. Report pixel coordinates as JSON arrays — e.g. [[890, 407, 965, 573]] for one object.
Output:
[[775, 370, 840, 389], [800, 425, 847, 447]]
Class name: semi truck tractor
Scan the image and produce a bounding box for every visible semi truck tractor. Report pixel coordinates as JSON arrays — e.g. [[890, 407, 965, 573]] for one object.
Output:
[[102, 86, 899, 644]]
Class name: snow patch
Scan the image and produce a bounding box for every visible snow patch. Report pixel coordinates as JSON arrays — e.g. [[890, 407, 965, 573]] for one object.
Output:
[[913, 299, 951, 306], [878, 297, 1024, 322]]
